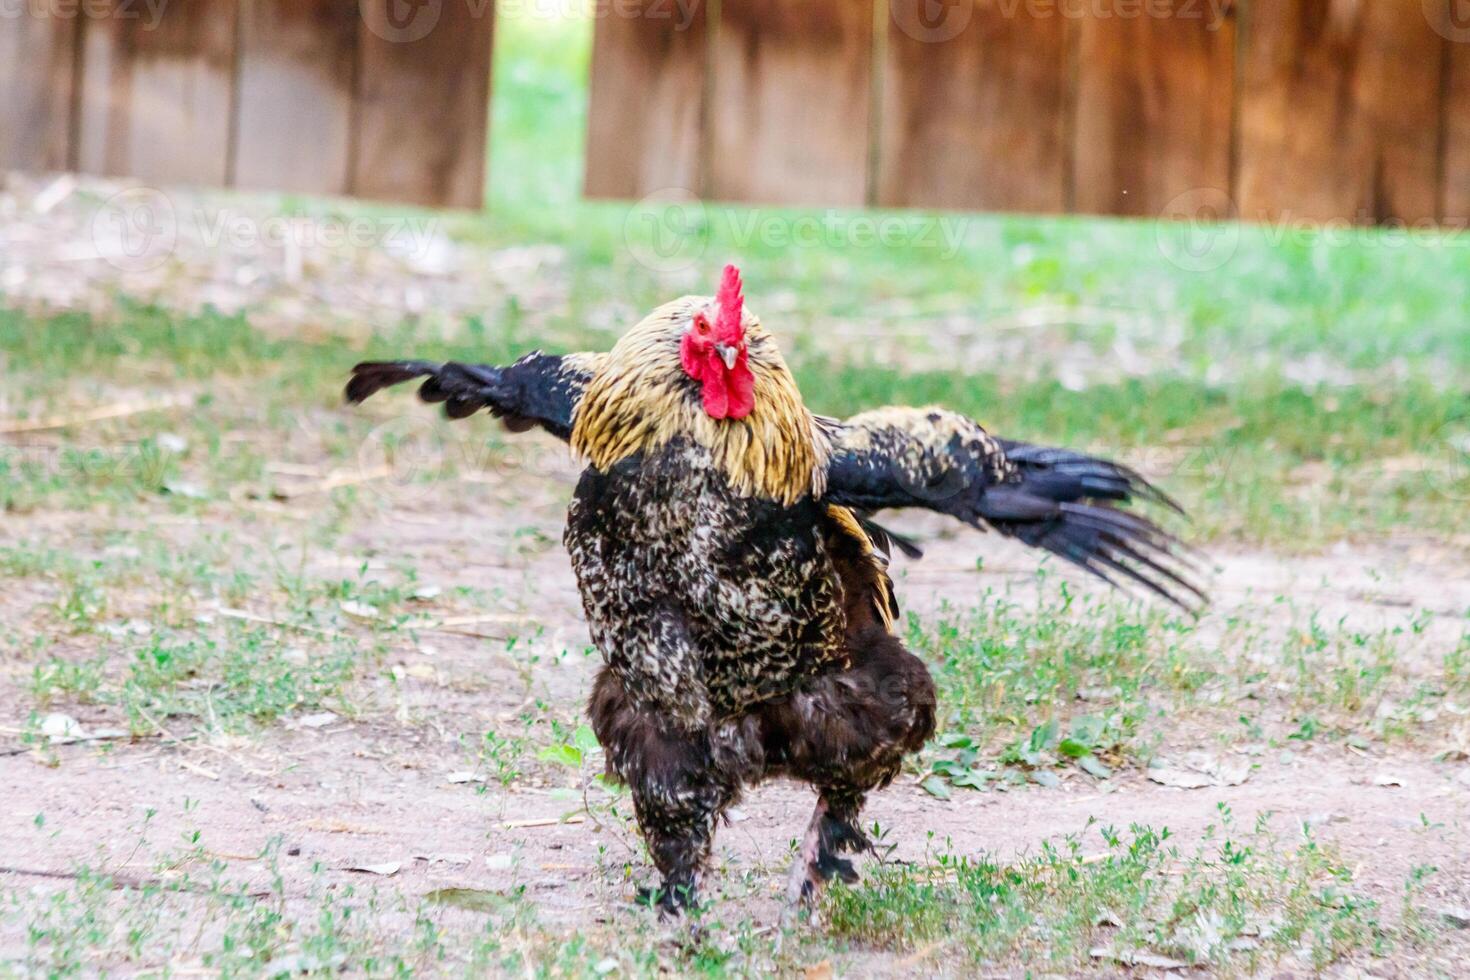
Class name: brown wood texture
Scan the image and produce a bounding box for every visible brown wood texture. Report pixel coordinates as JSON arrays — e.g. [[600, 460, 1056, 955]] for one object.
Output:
[[710, 0, 873, 206], [584, 0, 708, 198], [233, 0, 358, 195], [1072, 0, 1236, 218], [1442, 4, 1470, 224], [75, 0, 239, 186], [0, 11, 79, 172], [1238, 0, 1444, 224], [879, 0, 1070, 212], [354, 0, 494, 208]]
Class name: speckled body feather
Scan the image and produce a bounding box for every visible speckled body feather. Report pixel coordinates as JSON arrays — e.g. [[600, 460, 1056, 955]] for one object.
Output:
[[565, 439, 850, 728]]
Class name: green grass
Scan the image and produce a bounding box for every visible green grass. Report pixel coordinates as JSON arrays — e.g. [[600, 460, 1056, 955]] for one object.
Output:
[[11, 802, 1424, 977], [909, 580, 1470, 796], [3, 298, 1467, 544], [824, 807, 1384, 972], [27, 625, 367, 736], [2, 7, 1468, 539]]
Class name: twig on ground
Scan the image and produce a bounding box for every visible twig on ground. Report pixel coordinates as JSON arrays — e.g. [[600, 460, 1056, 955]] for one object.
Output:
[[403, 612, 526, 641], [175, 757, 220, 780], [0, 395, 193, 434], [0, 865, 271, 899], [215, 606, 342, 638], [264, 461, 326, 477], [502, 814, 587, 829], [269, 464, 393, 500], [0, 727, 162, 756], [302, 818, 394, 835]]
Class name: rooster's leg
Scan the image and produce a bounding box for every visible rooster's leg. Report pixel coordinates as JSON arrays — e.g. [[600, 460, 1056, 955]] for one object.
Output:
[[766, 629, 937, 910], [785, 793, 869, 907], [631, 773, 733, 916], [588, 667, 736, 917]]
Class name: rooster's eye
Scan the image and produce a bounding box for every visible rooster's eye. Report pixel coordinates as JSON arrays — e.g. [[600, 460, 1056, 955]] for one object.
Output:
[[694, 314, 711, 334]]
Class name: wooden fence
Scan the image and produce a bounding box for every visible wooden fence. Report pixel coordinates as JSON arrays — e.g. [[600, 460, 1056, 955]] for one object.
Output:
[[0, 0, 494, 208], [586, 0, 1470, 225], [4, 1, 1467, 223]]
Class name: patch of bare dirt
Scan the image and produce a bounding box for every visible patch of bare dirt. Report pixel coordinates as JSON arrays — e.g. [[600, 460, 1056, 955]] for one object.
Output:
[[3, 451, 1470, 972]]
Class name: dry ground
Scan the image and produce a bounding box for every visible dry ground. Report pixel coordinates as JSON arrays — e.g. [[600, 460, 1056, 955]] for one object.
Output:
[[4, 435, 1470, 976], [3, 171, 1469, 975]]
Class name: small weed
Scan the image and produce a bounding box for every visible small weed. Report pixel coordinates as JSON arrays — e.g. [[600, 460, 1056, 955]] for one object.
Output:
[[28, 624, 370, 736], [825, 808, 1382, 972]]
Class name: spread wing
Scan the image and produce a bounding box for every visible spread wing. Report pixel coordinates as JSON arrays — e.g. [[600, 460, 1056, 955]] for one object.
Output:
[[345, 351, 603, 440], [820, 407, 1206, 610]]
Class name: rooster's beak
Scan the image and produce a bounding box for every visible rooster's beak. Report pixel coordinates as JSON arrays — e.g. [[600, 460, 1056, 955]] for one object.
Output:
[[715, 344, 739, 370]]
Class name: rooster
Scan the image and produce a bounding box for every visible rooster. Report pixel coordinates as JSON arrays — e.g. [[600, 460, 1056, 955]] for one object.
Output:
[[346, 266, 1202, 913]]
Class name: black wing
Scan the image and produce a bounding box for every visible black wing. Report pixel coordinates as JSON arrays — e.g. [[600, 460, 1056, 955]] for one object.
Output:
[[346, 351, 600, 441], [821, 407, 1206, 610]]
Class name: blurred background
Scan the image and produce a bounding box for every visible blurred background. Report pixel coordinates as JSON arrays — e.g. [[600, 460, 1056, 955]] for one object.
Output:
[[2, 1, 1466, 539]]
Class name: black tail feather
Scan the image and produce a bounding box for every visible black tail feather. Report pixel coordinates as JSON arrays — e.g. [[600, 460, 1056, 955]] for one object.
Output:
[[980, 487, 1206, 612], [345, 360, 442, 404], [347, 360, 506, 420], [998, 439, 1185, 516]]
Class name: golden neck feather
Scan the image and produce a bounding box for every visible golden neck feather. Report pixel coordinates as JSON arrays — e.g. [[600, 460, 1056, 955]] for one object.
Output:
[[570, 297, 826, 507]]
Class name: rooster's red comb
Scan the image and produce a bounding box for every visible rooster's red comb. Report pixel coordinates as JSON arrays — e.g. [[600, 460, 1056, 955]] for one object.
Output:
[[715, 264, 743, 342]]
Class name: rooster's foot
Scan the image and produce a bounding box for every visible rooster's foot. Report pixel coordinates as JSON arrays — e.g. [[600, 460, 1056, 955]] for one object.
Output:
[[785, 800, 868, 911], [636, 879, 698, 920]]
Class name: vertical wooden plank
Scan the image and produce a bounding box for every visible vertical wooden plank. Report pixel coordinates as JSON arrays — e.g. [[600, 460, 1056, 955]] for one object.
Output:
[[0, 11, 79, 172], [76, 0, 239, 186], [585, 0, 708, 199], [879, 0, 1070, 212], [710, 0, 872, 206], [355, 0, 494, 208], [1237, 0, 1443, 224], [1441, 8, 1470, 224], [1072, 1, 1236, 218], [233, 0, 358, 195]]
